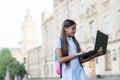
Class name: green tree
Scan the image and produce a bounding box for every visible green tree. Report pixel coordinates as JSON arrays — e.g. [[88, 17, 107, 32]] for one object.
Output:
[[0, 48, 27, 80], [19, 63, 27, 78]]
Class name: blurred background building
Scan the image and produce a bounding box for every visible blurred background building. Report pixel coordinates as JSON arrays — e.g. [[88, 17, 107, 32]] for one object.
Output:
[[21, 9, 37, 70], [21, 0, 120, 79]]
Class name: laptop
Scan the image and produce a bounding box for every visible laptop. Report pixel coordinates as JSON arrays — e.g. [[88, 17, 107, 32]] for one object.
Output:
[[94, 30, 109, 55], [76, 30, 109, 58]]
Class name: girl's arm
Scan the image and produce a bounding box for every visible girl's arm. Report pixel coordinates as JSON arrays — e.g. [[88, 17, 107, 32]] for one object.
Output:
[[80, 47, 103, 63], [57, 48, 77, 63]]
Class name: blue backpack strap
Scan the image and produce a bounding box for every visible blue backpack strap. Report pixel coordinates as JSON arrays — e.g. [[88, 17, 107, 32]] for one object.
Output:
[[53, 38, 63, 62], [60, 37, 63, 48], [53, 49, 57, 62]]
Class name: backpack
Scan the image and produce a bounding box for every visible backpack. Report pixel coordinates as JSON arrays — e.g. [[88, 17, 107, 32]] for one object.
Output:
[[53, 38, 63, 78]]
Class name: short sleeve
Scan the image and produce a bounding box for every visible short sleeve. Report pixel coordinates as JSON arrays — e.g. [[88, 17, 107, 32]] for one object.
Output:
[[56, 38, 62, 48]]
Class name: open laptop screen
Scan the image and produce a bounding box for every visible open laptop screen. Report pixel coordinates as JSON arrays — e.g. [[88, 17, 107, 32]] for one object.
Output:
[[76, 30, 109, 58], [94, 30, 109, 55]]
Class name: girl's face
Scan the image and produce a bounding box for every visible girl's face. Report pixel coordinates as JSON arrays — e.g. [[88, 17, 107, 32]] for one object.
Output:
[[64, 24, 76, 37]]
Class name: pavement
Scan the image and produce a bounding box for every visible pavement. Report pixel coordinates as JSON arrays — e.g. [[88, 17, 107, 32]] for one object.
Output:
[[89, 77, 120, 80], [31, 77, 120, 80]]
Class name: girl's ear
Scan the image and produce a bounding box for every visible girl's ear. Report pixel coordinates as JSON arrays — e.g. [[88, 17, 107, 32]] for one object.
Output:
[[64, 27, 68, 32]]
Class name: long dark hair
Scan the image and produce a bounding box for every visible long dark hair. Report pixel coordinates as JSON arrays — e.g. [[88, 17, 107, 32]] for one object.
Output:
[[61, 19, 81, 65]]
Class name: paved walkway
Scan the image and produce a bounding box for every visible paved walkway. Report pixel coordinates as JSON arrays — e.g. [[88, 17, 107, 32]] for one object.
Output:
[[30, 77, 120, 80], [89, 77, 120, 80]]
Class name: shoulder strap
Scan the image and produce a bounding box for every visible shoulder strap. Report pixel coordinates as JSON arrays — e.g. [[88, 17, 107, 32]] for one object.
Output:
[[60, 38, 63, 78], [60, 38, 63, 48]]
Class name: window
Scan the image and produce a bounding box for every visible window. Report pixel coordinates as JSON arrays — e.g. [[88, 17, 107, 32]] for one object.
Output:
[[105, 49, 111, 70], [90, 20, 97, 40], [71, 5, 76, 19], [80, 0, 86, 15], [80, 25, 86, 42], [23, 57, 26, 64], [57, 15, 61, 28], [104, 15, 112, 34], [112, 49, 117, 61], [64, 9, 68, 19], [118, 10, 120, 30]]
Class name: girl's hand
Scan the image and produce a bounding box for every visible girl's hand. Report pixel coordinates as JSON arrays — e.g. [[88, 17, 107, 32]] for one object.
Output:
[[97, 47, 103, 56]]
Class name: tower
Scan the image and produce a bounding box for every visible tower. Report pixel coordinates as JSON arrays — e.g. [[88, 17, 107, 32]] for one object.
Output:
[[21, 9, 36, 69]]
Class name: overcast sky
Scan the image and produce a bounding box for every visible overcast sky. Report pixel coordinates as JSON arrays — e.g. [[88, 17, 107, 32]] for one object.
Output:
[[0, 0, 53, 48]]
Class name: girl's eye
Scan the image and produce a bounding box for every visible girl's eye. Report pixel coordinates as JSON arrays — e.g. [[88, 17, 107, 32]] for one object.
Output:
[[72, 28, 76, 30]]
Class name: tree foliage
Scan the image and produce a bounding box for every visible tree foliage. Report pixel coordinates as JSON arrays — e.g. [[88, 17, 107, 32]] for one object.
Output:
[[0, 48, 27, 80]]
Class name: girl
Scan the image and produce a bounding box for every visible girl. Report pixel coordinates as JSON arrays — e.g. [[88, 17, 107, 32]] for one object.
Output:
[[56, 19, 102, 80]]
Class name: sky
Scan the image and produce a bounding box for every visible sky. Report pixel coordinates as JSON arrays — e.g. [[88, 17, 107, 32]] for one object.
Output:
[[0, 0, 53, 48]]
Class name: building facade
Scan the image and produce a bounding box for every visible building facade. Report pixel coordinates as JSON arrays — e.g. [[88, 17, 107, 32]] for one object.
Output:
[[27, 0, 120, 78]]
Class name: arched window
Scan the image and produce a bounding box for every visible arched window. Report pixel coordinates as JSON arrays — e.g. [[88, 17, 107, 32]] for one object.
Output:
[[104, 15, 112, 34], [64, 9, 68, 19], [71, 5, 76, 19], [90, 20, 97, 39], [80, 25, 87, 42], [80, 0, 86, 15]]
